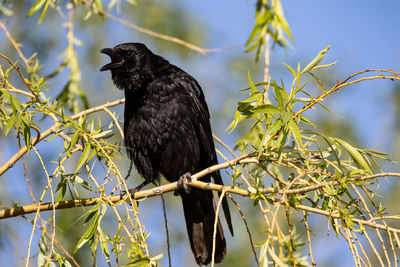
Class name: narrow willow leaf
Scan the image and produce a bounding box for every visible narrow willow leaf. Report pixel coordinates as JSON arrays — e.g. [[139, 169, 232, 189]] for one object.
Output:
[[288, 119, 303, 150], [128, 258, 151, 267], [73, 203, 100, 226], [272, 81, 284, 108], [22, 120, 31, 151], [301, 45, 331, 75], [245, 24, 260, 47], [280, 79, 290, 104], [240, 82, 269, 91], [7, 93, 22, 112], [98, 223, 110, 264], [312, 61, 337, 70], [226, 110, 245, 133], [267, 246, 288, 267], [280, 110, 293, 124], [281, 62, 297, 78], [56, 182, 66, 203], [75, 143, 91, 172], [308, 71, 326, 92], [5, 116, 16, 135], [272, 0, 293, 40], [261, 119, 282, 147], [299, 115, 316, 127], [38, 0, 50, 24], [26, 0, 46, 17], [150, 253, 164, 261], [248, 71, 258, 93], [92, 130, 113, 139], [317, 101, 344, 118], [333, 138, 373, 174], [251, 104, 280, 114], [66, 130, 80, 151], [73, 212, 99, 254]]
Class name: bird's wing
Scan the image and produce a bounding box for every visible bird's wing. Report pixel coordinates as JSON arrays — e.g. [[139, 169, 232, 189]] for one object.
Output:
[[177, 72, 234, 235]]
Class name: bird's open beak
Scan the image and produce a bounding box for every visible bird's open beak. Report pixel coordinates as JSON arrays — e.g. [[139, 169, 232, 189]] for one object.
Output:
[[100, 48, 125, 71]]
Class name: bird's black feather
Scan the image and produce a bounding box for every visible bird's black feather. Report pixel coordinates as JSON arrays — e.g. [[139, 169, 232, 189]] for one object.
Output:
[[100, 43, 233, 265]]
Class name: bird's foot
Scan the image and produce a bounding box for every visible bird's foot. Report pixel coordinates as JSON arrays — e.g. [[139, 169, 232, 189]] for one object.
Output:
[[120, 180, 150, 203], [120, 188, 138, 199], [175, 172, 192, 195]]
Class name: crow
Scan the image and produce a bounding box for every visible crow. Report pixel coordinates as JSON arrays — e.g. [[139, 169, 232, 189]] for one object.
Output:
[[100, 43, 233, 265]]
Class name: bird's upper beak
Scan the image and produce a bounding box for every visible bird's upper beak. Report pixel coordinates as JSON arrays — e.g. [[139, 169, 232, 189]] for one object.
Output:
[[100, 48, 125, 71]]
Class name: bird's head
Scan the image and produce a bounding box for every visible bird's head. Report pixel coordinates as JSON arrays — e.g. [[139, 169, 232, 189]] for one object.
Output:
[[100, 43, 153, 91], [100, 43, 150, 72]]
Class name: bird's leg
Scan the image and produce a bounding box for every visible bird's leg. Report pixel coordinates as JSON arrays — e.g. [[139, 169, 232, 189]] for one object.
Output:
[[120, 180, 150, 199], [175, 172, 192, 195]]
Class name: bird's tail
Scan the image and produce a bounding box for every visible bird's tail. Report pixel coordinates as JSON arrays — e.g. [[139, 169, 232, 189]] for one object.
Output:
[[180, 187, 226, 265]]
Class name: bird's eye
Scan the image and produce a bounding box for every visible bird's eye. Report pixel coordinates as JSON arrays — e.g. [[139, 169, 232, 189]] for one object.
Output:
[[126, 50, 134, 57]]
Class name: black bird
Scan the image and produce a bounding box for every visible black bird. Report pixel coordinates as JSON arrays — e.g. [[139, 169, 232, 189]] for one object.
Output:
[[100, 43, 233, 265]]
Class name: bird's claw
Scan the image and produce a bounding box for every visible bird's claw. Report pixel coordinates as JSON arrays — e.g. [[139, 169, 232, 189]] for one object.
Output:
[[120, 188, 140, 207], [120, 188, 138, 199], [176, 172, 192, 195]]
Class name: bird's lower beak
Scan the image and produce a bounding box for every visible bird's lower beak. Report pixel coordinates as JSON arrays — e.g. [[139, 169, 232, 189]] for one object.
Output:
[[100, 48, 125, 71]]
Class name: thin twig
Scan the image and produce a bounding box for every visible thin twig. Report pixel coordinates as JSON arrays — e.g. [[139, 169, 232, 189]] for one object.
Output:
[[340, 228, 359, 267], [359, 186, 393, 265], [22, 215, 81, 267], [0, 20, 30, 67], [294, 70, 400, 119], [32, 147, 57, 261], [104, 107, 124, 139], [361, 226, 385, 266], [17, 134, 37, 203], [302, 211, 316, 266], [0, 53, 40, 103], [226, 193, 259, 266], [160, 194, 171, 267], [82, 0, 239, 55], [0, 98, 126, 176], [352, 229, 372, 267], [211, 188, 226, 267], [285, 206, 296, 267]]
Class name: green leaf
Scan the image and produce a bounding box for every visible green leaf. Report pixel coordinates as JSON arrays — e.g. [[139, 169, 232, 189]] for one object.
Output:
[[126, 257, 151, 267], [272, 81, 284, 108], [272, 0, 293, 40], [5, 116, 16, 135], [93, 0, 105, 19], [73, 211, 99, 254], [75, 143, 91, 172], [248, 72, 258, 93], [333, 138, 373, 174], [72, 203, 100, 253], [66, 130, 80, 151], [226, 110, 245, 133], [98, 226, 110, 264], [38, 0, 50, 24], [251, 104, 280, 114], [26, 0, 46, 17], [21, 120, 31, 150], [261, 119, 282, 147], [301, 45, 331, 75], [92, 130, 113, 139], [150, 253, 164, 261], [245, 24, 260, 47], [56, 181, 66, 203], [7, 93, 22, 112], [288, 119, 303, 151], [281, 62, 297, 78]]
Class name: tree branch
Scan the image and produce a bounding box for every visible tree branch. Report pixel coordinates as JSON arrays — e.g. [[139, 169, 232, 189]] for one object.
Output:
[[1, 149, 400, 238], [0, 98, 125, 176]]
